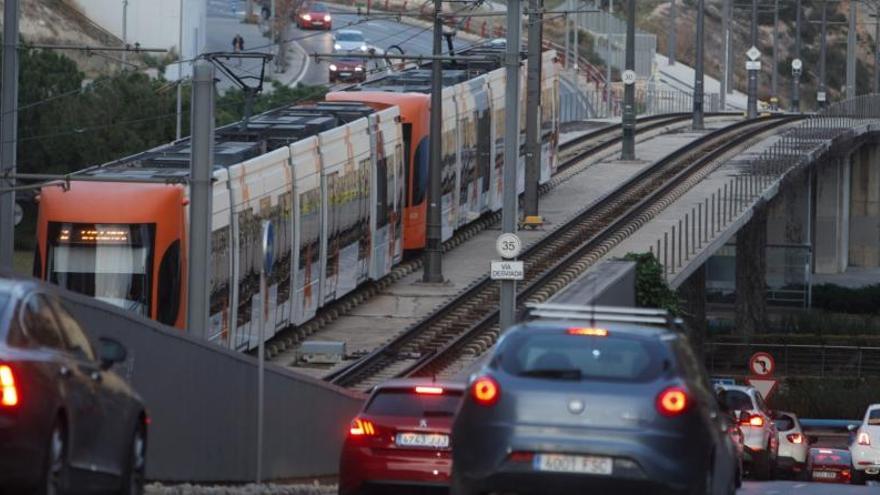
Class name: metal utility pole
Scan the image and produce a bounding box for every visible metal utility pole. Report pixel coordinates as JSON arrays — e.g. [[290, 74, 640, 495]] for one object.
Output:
[[606, 0, 614, 116], [423, 0, 444, 283], [668, 0, 676, 65], [621, 0, 636, 160], [573, 0, 579, 69], [693, 0, 705, 130], [523, 0, 543, 225], [176, 0, 185, 140], [771, 0, 779, 107], [122, 0, 129, 65], [875, 6, 880, 94], [747, 0, 758, 119], [187, 61, 214, 340], [0, 0, 19, 271], [847, 0, 857, 98], [792, 0, 802, 112], [499, 0, 522, 332], [564, 0, 570, 69], [819, 0, 828, 109], [721, 0, 729, 110]]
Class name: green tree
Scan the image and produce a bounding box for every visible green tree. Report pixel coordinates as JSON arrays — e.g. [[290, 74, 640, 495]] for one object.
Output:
[[622, 252, 680, 314]]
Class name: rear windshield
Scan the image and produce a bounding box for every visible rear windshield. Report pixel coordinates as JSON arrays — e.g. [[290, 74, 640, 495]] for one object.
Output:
[[868, 409, 880, 425], [811, 450, 851, 464], [499, 332, 665, 382], [774, 415, 795, 432], [719, 390, 754, 412], [337, 32, 364, 42], [366, 389, 462, 417]]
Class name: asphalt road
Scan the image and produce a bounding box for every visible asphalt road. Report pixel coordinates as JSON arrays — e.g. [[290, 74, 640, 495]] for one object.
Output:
[[739, 481, 880, 494]]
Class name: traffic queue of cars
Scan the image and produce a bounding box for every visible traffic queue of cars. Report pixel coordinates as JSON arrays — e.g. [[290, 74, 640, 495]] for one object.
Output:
[[0, 274, 147, 494], [338, 305, 880, 494]]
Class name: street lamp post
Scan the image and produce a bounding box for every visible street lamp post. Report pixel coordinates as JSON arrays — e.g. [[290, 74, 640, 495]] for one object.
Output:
[[621, 0, 636, 161], [693, 0, 704, 130], [819, 0, 828, 109], [747, 0, 758, 119], [792, 0, 802, 112]]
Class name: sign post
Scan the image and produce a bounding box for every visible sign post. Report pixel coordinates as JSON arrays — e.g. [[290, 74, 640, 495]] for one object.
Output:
[[256, 220, 274, 483], [746, 351, 778, 401], [494, 233, 524, 324]]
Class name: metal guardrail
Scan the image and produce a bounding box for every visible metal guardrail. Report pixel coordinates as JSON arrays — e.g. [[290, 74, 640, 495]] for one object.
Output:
[[650, 95, 880, 284], [705, 342, 880, 378]]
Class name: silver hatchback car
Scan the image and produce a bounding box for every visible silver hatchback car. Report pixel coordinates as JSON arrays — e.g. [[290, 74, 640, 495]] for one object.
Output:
[[450, 306, 739, 495]]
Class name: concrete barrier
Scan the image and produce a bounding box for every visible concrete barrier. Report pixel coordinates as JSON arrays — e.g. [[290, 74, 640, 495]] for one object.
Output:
[[54, 288, 365, 482]]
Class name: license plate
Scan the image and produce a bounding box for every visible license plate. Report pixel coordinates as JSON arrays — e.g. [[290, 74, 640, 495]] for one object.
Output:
[[395, 432, 449, 449], [314, 21, 323, 25], [534, 454, 613, 475], [812, 471, 837, 479], [340, 72, 351, 77]]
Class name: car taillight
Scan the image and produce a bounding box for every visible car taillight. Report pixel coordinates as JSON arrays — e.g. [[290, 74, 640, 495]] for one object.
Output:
[[656, 386, 689, 417], [858, 432, 871, 446], [471, 376, 500, 406], [841, 469, 851, 480], [787, 433, 804, 444], [349, 417, 376, 436], [0, 365, 18, 407], [567, 327, 608, 337], [749, 415, 765, 427], [507, 451, 534, 463]]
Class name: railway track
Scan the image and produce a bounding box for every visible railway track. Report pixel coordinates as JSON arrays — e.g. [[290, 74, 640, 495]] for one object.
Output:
[[329, 114, 800, 390], [264, 113, 728, 364]]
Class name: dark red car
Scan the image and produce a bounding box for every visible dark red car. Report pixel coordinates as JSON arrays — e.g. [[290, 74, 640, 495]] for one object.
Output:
[[808, 448, 853, 484], [339, 379, 464, 495], [295, 2, 331, 30], [329, 57, 367, 83]]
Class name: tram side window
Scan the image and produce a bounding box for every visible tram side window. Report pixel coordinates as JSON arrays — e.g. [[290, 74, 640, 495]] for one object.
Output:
[[157, 240, 181, 325], [402, 123, 412, 206]]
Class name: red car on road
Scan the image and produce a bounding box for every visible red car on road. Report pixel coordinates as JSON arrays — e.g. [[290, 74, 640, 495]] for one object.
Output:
[[339, 379, 464, 495], [808, 448, 853, 484], [295, 2, 332, 30]]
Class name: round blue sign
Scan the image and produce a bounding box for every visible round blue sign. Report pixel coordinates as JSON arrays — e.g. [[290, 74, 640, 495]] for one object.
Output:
[[262, 221, 275, 276]]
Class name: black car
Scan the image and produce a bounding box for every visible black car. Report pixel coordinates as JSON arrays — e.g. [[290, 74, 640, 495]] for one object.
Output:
[[451, 305, 739, 495], [0, 275, 147, 494]]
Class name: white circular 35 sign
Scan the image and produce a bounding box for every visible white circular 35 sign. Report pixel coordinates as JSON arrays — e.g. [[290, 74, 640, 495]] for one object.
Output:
[[495, 233, 522, 260]]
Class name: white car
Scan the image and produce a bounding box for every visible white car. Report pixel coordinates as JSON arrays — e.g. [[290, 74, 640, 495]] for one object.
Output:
[[850, 403, 880, 485], [717, 384, 780, 480], [774, 411, 809, 478], [333, 30, 368, 53]]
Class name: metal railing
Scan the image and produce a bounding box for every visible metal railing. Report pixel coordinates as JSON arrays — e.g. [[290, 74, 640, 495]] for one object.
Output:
[[705, 342, 880, 378], [650, 95, 880, 284]]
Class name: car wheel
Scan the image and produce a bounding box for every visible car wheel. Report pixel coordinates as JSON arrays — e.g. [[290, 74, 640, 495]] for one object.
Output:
[[752, 448, 772, 481], [37, 420, 69, 495], [121, 424, 146, 495], [852, 470, 866, 485]]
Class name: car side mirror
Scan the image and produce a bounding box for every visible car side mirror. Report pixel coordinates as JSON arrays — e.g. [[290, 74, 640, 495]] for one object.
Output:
[[99, 337, 127, 370]]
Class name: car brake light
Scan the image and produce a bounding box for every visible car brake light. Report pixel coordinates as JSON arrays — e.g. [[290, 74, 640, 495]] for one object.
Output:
[[748, 415, 765, 427], [349, 417, 376, 436], [567, 327, 608, 337], [471, 376, 500, 406], [787, 433, 804, 444], [656, 386, 689, 417], [507, 451, 534, 463], [858, 432, 871, 446], [0, 365, 18, 407], [841, 469, 851, 480], [415, 386, 444, 395]]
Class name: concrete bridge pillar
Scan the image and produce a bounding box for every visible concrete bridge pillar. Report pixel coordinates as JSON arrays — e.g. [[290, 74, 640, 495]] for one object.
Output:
[[677, 265, 707, 352], [735, 203, 768, 336], [813, 155, 852, 274], [848, 144, 880, 268]]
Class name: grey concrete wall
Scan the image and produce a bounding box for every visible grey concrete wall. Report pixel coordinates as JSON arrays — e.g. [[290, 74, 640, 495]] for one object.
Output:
[[814, 156, 851, 274], [849, 144, 880, 267], [54, 289, 364, 482]]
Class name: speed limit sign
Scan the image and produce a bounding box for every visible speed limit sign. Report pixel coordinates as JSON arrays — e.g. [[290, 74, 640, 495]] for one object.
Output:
[[622, 70, 637, 86], [495, 233, 522, 260]]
